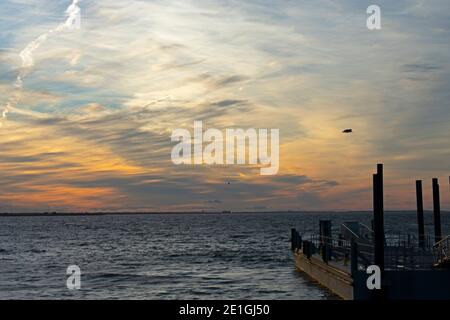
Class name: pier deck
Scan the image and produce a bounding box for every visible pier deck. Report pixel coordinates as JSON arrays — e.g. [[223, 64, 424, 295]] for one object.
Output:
[[294, 252, 353, 300], [291, 165, 450, 300]]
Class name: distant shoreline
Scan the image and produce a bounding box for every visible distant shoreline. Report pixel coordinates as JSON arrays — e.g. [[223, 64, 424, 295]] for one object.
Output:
[[0, 210, 448, 217]]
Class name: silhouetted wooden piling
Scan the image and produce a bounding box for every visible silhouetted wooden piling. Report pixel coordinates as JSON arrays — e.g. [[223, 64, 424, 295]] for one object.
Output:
[[432, 178, 442, 243], [291, 228, 296, 251], [319, 220, 332, 263], [303, 240, 312, 259], [373, 164, 385, 272], [291, 229, 302, 251], [377, 163, 384, 213], [416, 180, 425, 247]]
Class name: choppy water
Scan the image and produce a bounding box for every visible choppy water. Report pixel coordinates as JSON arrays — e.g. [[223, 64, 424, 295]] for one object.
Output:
[[0, 212, 448, 300]]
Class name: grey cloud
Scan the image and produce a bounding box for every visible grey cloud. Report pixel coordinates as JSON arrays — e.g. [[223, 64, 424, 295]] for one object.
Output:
[[215, 75, 247, 86], [205, 200, 222, 204], [212, 99, 247, 107], [402, 63, 440, 73]]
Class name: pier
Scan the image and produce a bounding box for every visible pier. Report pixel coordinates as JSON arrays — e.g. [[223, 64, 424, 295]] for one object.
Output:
[[291, 164, 450, 300]]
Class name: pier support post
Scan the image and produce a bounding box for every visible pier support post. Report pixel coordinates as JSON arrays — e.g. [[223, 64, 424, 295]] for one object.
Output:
[[291, 229, 302, 251], [432, 178, 442, 243], [351, 239, 358, 277], [319, 220, 332, 263], [373, 164, 385, 272], [303, 241, 312, 259], [416, 180, 425, 248], [291, 228, 296, 251]]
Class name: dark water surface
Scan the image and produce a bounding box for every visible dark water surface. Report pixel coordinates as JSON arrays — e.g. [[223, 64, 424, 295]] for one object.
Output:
[[0, 212, 448, 299]]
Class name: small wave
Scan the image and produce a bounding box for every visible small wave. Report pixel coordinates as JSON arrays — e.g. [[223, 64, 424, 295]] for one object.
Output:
[[28, 249, 47, 253]]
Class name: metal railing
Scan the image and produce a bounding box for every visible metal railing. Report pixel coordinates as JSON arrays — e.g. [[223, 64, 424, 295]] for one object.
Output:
[[293, 230, 437, 271], [384, 233, 435, 249], [384, 244, 434, 270], [303, 233, 375, 272]]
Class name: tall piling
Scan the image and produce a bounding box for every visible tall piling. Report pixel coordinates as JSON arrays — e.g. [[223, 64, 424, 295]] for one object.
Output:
[[432, 178, 442, 243], [373, 164, 385, 271], [416, 180, 425, 247], [319, 220, 332, 263], [291, 228, 296, 251], [350, 239, 358, 278]]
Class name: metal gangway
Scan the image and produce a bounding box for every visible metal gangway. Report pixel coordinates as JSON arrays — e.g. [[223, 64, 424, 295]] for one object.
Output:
[[433, 235, 450, 268]]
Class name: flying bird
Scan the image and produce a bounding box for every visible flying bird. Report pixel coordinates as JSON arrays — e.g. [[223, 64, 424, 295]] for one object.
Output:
[[342, 129, 353, 134]]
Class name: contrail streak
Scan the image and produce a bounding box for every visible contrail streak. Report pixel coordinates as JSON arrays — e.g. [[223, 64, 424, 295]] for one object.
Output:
[[1, 0, 81, 126]]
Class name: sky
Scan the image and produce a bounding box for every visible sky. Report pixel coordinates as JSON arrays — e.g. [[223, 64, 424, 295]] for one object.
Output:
[[0, 0, 449, 212]]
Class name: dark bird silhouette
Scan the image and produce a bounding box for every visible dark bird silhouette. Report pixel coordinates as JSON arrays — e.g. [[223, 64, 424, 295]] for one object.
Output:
[[342, 129, 353, 134]]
